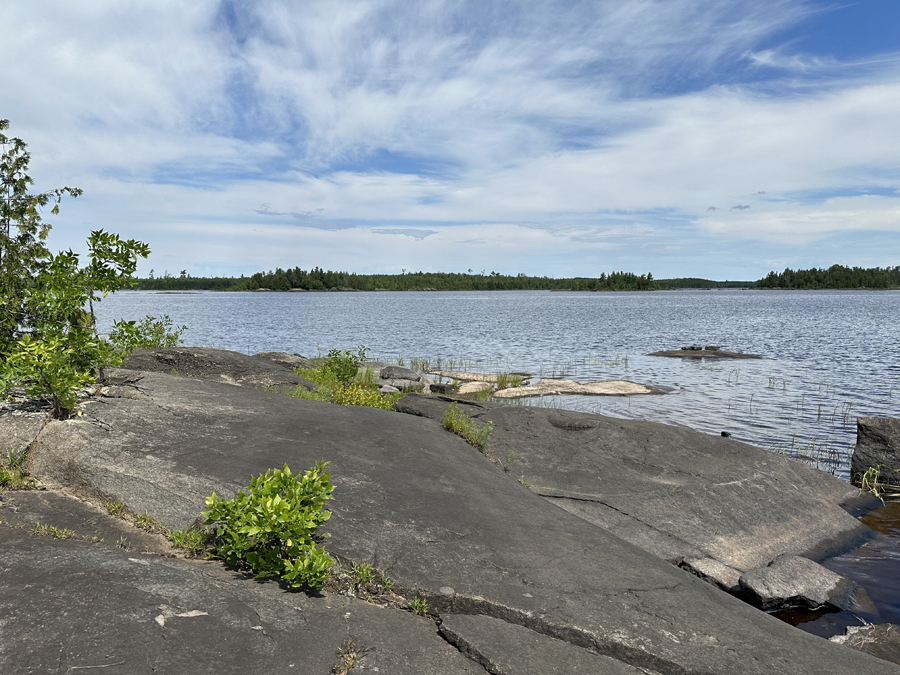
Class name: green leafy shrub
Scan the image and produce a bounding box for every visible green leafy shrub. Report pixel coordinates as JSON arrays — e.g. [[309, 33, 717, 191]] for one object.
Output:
[[203, 461, 335, 590], [109, 315, 187, 350], [324, 346, 369, 384], [443, 402, 493, 454], [332, 383, 402, 410]]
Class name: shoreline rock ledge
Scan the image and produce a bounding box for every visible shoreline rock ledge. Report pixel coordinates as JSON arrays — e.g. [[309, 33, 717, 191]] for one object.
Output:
[[0, 348, 896, 673]]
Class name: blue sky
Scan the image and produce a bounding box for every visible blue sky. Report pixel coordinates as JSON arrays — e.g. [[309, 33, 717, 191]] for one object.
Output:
[[3, 1, 899, 280]]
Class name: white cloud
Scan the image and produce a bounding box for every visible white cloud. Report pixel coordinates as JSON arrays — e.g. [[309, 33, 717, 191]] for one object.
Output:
[[3, 0, 900, 278]]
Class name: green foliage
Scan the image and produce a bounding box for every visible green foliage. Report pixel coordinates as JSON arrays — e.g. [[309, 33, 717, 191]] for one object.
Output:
[[109, 315, 187, 350], [0, 121, 156, 418], [292, 356, 404, 410], [409, 597, 428, 615], [0, 119, 82, 356], [324, 346, 369, 384], [332, 383, 402, 410], [168, 525, 211, 555], [495, 372, 524, 389], [758, 264, 900, 290], [0, 447, 36, 491], [203, 461, 335, 590], [351, 562, 375, 584], [443, 402, 493, 454], [105, 501, 127, 517], [30, 522, 75, 539]]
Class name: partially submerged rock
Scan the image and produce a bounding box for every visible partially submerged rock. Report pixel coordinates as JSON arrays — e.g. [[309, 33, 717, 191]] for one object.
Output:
[[739, 554, 877, 613], [492, 378, 662, 397], [852, 416, 900, 486], [831, 623, 900, 665], [649, 348, 761, 359]]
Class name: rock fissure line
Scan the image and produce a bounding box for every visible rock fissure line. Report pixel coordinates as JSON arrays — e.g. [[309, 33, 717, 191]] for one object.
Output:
[[410, 590, 690, 675]]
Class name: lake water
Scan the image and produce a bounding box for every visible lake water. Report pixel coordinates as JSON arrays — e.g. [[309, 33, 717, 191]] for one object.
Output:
[[95, 288, 900, 481]]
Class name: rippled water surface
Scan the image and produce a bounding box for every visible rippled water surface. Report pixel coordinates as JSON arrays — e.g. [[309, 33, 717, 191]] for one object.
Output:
[[95, 289, 900, 479]]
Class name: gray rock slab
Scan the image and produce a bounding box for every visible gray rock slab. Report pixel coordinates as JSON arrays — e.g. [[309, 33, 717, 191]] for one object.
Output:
[[439, 614, 651, 674], [0, 488, 172, 554], [0, 524, 483, 675], [739, 554, 876, 613], [680, 558, 743, 594], [122, 347, 317, 393], [0, 400, 48, 456], [28, 370, 897, 674], [380, 365, 421, 381], [853, 416, 900, 485], [252, 351, 316, 371], [395, 395, 876, 572]]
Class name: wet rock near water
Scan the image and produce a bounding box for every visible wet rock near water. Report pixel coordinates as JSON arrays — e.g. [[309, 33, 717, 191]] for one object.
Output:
[[852, 416, 900, 486], [739, 554, 877, 614], [831, 623, 900, 665]]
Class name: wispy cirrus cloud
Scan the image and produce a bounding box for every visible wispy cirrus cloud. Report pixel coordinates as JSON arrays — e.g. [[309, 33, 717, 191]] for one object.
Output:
[[1, 0, 899, 279]]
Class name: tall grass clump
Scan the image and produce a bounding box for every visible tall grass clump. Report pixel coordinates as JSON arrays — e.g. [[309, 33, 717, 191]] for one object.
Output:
[[443, 402, 493, 454]]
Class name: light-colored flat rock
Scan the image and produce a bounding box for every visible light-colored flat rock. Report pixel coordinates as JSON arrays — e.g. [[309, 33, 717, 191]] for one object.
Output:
[[492, 379, 657, 397], [458, 381, 493, 394]]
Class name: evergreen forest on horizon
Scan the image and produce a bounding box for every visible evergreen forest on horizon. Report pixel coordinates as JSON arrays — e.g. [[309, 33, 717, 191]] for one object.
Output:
[[130, 263, 900, 292]]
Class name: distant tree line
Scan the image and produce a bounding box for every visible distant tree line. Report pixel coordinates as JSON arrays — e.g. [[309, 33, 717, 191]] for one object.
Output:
[[128, 263, 899, 292], [131, 267, 661, 292], [757, 265, 900, 290], [656, 278, 753, 289], [568, 272, 660, 291]]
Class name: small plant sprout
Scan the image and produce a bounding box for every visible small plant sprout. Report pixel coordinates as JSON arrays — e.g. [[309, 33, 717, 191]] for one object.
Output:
[[168, 526, 210, 555], [382, 576, 394, 591], [351, 562, 375, 585], [332, 638, 373, 675], [502, 452, 516, 472], [409, 597, 428, 616], [105, 501, 127, 517], [29, 522, 75, 539], [519, 475, 530, 488]]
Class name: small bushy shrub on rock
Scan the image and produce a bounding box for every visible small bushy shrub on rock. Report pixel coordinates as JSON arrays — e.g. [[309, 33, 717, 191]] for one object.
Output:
[[203, 461, 335, 590]]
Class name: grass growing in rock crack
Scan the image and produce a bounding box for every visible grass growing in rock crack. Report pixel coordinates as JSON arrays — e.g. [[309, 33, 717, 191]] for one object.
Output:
[[442, 402, 493, 455], [29, 522, 75, 539], [105, 501, 127, 517], [167, 525, 211, 555], [351, 562, 375, 585], [409, 597, 428, 615], [332, 638, 373, 675], [0, 448, 38, 491]]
